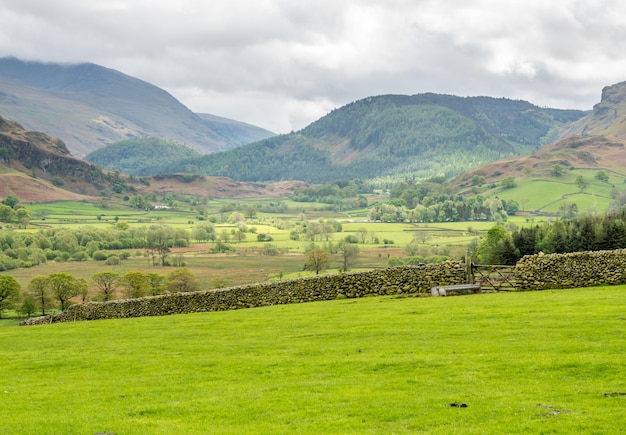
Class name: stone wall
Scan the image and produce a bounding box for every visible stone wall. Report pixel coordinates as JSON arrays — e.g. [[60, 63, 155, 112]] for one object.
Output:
[[515, 249, 626, 290], [22, 262, 466, 325]]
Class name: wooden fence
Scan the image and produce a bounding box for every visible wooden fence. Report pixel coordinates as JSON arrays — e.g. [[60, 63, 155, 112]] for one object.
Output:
[[468, 263, 517, 291]]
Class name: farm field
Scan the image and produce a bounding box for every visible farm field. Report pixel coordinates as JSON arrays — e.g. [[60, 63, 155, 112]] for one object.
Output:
[[1, 286, 624, 434], [0, 195, 551, 307], [489, 168, 620, 214]]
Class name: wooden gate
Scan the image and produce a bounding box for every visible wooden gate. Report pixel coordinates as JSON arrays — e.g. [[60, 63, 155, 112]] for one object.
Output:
[[469, 263, 517, 292]]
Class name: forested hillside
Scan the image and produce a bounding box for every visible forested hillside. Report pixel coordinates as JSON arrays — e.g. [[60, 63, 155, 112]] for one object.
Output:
[[85, 137, 201, 175], [166, 94, 587, 183]]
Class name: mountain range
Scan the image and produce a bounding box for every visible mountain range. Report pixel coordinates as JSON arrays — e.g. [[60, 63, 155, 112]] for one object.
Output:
[[0, 116, 303, 202], [3, 56, 626, 204], [159, 94, 587, 183], [0, 57, 274, 157]]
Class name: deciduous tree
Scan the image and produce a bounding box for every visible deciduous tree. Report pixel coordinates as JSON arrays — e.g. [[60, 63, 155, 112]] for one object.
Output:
[[146, 272, 166, 296], [147, 225, 175, 266], [92, 271, 120, 301], [166, 268, 199, 293], [123, 271, 150, 298], [0, 275, 20, 318], [48, 272, 80, 311], [336, 240, 360, 271], [28, 275, 51, 316], [304, 248, 334, 275]]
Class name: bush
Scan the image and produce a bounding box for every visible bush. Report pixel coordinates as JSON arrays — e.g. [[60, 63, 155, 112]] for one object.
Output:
[[92, 250, 109, 261], [44, 249, 59, 260], [344, 234, 359, 244], [257, 233, 273, 242], [71, 251, 89, 261], [105, 256, 121, 265], [119, 251, 131, 260], [209, 240, 235, 254], [262, 244, 281, 256], [107, 240, 123, 250], [386, 257, 403, 266], [174, 238, 189, 248], [403, 256, 426, 265]]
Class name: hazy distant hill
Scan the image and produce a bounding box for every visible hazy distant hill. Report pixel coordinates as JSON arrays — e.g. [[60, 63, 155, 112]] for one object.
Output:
[[165, 94, 587, 183], [0, 58, 275, 157], [196, 113, 275, 147]]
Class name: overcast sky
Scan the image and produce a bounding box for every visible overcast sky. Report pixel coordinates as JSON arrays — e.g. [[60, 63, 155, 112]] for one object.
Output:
[[1, 0, 625, 133]]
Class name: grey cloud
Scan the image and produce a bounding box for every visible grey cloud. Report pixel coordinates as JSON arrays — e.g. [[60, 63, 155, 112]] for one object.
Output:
[[1, 0, 625, 132]]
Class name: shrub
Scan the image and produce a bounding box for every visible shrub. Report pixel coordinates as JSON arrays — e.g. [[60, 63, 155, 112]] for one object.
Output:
[[344, 235, 359, 244], [403, 256, 426, 265], [262, 243, 281, 256], [107, 240, 123, 250], [105, 256, 121, 265], [386, 257, 403, 267], [44, 249, 58, 260], [257, 233, 273, 242], [92, 250, 109, 261], [71, 251, 89, 261]]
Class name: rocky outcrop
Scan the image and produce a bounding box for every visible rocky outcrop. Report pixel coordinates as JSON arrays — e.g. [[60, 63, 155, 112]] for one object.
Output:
[[0, 116, 108, 191]]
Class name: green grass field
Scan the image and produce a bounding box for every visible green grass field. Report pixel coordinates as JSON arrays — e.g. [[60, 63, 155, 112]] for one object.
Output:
[[493, 169, 618, 213], [1, 286, 624, 434]]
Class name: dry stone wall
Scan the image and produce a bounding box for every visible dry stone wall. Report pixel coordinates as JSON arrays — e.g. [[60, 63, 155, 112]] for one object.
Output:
[[515, 249, 626, 290], [22, 262, 466, 325]]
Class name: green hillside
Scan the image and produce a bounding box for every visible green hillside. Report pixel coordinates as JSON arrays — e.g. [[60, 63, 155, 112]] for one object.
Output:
[[166, 94, 587, 183], [85, 136, 201, 176], [454, 135, 626, 214]]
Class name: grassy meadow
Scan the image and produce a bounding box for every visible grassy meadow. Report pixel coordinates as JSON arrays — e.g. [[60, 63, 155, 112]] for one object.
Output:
[[490, 167, 625, 214], [1, 286, 624, 434]]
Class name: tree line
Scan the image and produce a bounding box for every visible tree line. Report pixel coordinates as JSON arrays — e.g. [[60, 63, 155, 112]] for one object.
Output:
[[474, 210, 626, 265], [0, 268, 199, 319], [0, 222, 195, 272]]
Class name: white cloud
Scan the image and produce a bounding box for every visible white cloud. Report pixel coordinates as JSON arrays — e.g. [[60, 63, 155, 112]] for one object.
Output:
[[1, 0, 625, 133]]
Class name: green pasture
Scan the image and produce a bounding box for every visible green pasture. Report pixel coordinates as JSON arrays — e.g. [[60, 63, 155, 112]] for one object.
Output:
[[27, 201, 172, 228], [494, 169, 617, 213], [24, 198, 349, 229], [1, 286, 624, 434]]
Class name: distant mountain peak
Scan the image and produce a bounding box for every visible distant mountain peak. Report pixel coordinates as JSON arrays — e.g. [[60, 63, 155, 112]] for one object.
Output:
[[598, 80, 626, 106], [0, 57, 275, 157]]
